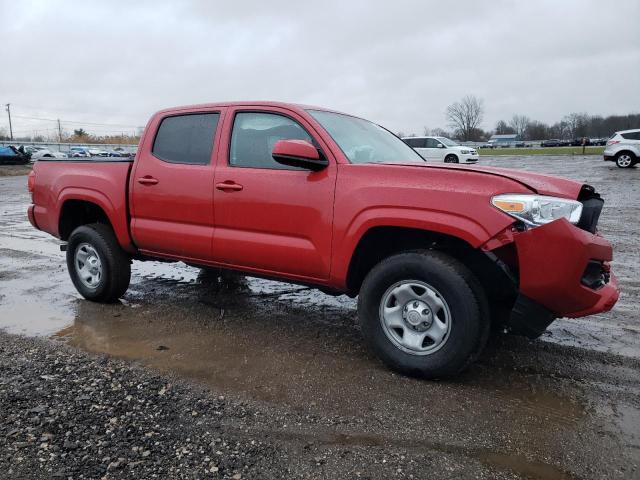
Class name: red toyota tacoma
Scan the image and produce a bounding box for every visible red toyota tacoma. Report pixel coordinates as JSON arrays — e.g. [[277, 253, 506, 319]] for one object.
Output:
[[27, 102, 619, 377]]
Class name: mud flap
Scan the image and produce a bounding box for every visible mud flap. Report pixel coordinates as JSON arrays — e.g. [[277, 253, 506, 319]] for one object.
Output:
[[508, 294, 555, 339]]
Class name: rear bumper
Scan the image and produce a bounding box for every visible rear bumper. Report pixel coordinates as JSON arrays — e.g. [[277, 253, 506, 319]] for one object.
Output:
[[27, 204, 38, 230], [514, 218, 618, 318], [603, 154, 615, 162]]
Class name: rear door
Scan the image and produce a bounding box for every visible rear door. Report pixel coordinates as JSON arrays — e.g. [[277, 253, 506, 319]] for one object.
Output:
[[405, 138, 429, 160], [130, 110, 223, 260], [211, 107, 336, 281]]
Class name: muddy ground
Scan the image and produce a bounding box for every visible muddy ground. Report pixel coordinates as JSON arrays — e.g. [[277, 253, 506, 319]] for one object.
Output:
[[0, 155, 639, 479]]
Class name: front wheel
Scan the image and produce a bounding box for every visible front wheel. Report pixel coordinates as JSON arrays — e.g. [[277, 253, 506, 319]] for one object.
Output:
[[66, 223, 131, 302], [616, 152, 636, 168], [357, 251, 489, 378], [444, 154, 459, 163]]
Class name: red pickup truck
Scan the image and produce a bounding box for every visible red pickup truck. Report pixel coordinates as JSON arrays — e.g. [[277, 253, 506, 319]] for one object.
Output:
[[27, 102, 619, 377]]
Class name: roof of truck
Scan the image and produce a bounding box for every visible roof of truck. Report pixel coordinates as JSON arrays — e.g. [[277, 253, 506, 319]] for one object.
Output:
[[154, 101, 342, 116]]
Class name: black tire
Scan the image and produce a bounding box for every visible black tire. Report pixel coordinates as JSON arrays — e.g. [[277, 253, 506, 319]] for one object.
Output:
[[66, 223, 131, 302], [444, 154, 459, 163], [357, 251, 489, 378], [615, 151, 636, 168]]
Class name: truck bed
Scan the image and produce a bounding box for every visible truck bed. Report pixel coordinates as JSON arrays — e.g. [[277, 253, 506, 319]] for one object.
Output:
[[30, 157, 134, 250]]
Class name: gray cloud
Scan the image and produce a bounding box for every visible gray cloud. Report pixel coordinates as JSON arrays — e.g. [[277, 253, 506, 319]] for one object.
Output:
[[1, 0, 639, 137]]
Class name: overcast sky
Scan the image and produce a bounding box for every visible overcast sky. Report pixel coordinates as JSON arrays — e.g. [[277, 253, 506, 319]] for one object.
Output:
[[1, 0, 639, 137]]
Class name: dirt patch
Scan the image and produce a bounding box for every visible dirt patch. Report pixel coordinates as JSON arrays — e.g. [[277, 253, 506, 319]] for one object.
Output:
[[0, 164, 31, 176]]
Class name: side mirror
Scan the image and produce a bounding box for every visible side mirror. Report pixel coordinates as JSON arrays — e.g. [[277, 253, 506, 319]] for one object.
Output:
[[437, 143, 445, 148], [272, 139, 328, 171]]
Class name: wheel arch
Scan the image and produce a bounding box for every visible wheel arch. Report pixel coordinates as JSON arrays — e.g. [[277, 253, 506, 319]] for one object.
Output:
[[616, 149, 637, 160], [57, 189, 134, 252], [343, 225, 516, 305]]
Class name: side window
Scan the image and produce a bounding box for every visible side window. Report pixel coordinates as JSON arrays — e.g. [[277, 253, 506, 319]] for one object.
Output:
[[403, 138, 424, 148], [152, 113, 220, 165], [425, 138, 439, 148], [622, 132, 640, 140], [230, 112, 313, 169]]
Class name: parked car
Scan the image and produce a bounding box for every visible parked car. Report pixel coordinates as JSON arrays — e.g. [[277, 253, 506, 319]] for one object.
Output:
[[31, 148, 68, 160], [0, 145, 30, 165], [68, 147, 91, 158], [27, 101, 619, 378], [402, 136, 479, 163], [88, 147, 109, 157], [571, 138, 591, 147], [541, 139, 560, 147], [604, 129, 640, 168]]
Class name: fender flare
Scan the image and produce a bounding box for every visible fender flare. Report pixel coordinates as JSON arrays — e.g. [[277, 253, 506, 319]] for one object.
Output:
[[331, 207, 496, 288], [56, 187, 134, 251]]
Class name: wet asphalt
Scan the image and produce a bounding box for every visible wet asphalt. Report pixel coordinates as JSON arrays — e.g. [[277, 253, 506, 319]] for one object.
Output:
[[0, 155, 639, 479]]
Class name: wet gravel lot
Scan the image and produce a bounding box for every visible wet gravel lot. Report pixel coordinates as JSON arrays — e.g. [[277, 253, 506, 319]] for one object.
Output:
[[0, 155, 639, 479]]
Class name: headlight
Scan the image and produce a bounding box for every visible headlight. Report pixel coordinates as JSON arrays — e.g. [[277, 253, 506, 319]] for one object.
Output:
[[492, 194, 582, 227], [460, 149, 471, 154]]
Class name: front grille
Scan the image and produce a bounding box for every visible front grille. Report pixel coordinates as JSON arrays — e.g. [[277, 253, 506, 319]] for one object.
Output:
[[577, 185, 603, 234]]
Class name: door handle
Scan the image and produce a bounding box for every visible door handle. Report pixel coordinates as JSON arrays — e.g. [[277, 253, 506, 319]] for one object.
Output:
[[137, 176, 159, 185], [216, 181, 243, 192]]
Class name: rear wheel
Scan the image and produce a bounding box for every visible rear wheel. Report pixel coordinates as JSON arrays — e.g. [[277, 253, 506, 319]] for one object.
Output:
[[444, 154, 459, 163], [616, 152, 636, 168], [66, 223, 131, 302], [357, 251, 489, 378]]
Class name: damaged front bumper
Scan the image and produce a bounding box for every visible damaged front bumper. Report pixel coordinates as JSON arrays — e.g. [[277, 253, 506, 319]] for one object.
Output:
[[491, 218, 619, 339]]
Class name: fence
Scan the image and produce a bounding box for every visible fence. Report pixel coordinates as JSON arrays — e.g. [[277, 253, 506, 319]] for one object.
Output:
[[0, 140, 138, 153]]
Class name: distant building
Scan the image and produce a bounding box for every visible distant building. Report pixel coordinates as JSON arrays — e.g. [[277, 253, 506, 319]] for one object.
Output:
[[488, 134, 521, 147]]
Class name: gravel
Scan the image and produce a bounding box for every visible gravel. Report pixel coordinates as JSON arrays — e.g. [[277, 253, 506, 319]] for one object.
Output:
[[0, 333, 287, 479]]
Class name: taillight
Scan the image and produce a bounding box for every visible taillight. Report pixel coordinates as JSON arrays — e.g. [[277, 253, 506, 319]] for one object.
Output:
[[607, 140, 620, 146], [28, 170, 35, 193]]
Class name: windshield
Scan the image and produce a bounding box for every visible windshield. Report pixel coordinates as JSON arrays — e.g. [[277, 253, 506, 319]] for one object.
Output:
[[437, 137, 458, 147], [308, 110, 424, 164]]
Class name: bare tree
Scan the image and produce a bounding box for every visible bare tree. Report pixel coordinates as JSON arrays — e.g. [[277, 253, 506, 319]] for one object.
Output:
[[431, 127, 451, 138], [509, 115, 530, 138], [495, 120, 515, 135], [422, 126, 430, 136], [446, 95, 484, 141]]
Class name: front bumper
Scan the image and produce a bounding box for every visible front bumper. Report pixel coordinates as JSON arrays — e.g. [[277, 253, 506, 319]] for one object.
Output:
[[462, 153, 479, 163], [514, 218, 618, 316]]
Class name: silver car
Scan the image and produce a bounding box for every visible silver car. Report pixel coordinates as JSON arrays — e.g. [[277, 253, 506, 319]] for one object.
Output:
[[604, 129, 640, 168]]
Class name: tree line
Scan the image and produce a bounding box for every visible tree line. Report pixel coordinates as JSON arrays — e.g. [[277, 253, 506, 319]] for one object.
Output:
[[401, 94, 640, 142]]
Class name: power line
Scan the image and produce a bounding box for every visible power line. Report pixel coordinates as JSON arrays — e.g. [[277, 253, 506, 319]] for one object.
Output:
[[12, 114, 142, 128]]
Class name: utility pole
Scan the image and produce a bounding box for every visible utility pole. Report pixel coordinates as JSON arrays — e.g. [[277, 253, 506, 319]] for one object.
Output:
[[5, 104, 13, 140], [57, 119, 62, 143]]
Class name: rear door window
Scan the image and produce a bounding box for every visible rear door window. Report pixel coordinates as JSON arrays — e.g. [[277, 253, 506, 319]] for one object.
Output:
[[153, 113, 220, 165], [404, 138, 426, 148]]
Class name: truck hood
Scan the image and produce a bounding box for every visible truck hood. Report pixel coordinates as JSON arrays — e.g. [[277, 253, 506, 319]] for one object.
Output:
[[389, 162, 584, 199]]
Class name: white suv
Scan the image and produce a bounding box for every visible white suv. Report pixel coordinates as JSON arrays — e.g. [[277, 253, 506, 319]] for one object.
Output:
[[604, 129, 640, 168], [402, 136, 478, 163]]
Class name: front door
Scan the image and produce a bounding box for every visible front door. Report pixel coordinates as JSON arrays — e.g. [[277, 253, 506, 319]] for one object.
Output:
[[212, 108, 336, 281], [425, 138, 445, 161], [130, 111, 222, 260]]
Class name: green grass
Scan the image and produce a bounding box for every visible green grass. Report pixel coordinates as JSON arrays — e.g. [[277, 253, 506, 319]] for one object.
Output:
[[478, 146, 605, 156]]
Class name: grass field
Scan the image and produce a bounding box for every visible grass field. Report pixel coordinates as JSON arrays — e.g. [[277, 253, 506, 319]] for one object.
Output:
[[478, 146, 605, 156]]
